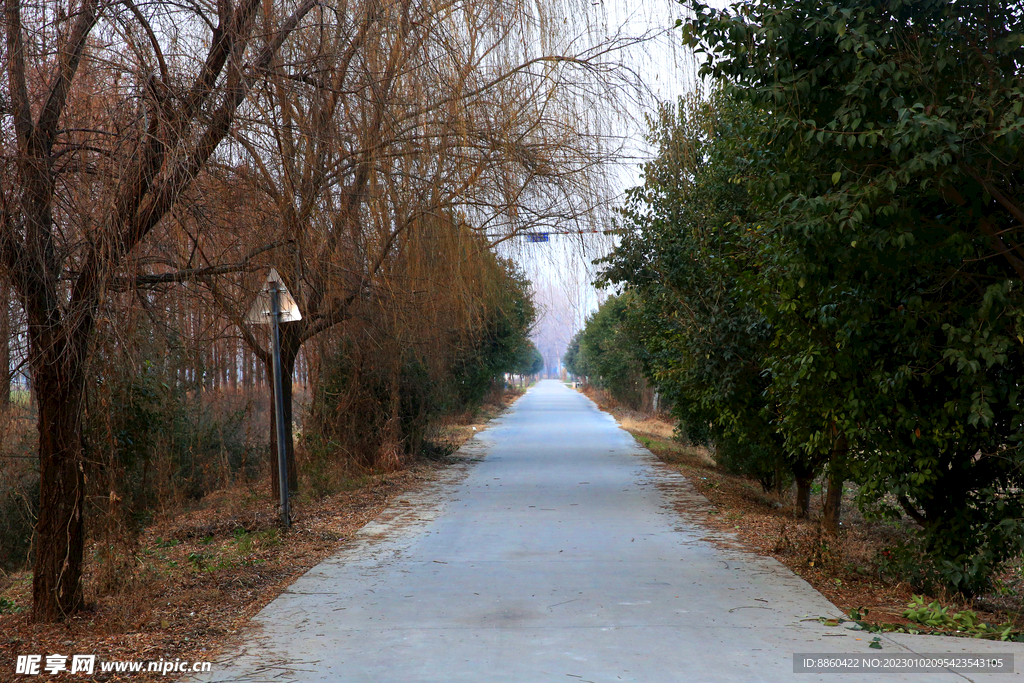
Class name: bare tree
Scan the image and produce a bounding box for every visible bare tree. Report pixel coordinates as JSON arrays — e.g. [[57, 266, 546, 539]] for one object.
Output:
[[0, 0, 318, 621], [148, 0, 637, 491]]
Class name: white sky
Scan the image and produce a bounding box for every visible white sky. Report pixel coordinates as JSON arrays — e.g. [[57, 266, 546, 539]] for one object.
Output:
[[513, 0, 710, 370]]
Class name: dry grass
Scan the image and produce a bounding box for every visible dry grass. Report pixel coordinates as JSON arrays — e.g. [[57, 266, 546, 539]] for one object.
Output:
[[616, 412, 680, 443], [0, 390, 522, 682], [578, 385, 1024, 634]]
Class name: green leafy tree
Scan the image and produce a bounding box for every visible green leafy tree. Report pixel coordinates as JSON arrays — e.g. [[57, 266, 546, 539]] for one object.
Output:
[[685, 0, 1024, 593], [599, 91, 812, 500], [563, 330, 591, 381], [452, 257, 536, 403], [514, 343, 545, 377], [565, 295, 648, 408]]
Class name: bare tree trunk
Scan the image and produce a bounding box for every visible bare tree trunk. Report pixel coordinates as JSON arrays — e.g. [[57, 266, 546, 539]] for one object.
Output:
[[30, 328, 90, 620], [0, 284, 10, 409], [229, 338, 238, 389], [244, 350, 254, 388]]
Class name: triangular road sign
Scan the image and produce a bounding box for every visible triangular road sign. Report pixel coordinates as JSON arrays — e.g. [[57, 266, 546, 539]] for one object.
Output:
[[245, 268, 302, 324]]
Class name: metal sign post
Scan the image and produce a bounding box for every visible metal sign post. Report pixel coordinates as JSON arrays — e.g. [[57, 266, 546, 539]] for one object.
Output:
[[269, 282, 290, 528], [246, 269, 302, 529]]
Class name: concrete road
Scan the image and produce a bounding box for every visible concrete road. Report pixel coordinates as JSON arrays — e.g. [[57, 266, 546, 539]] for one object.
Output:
[[201, 380, 1022, 682]]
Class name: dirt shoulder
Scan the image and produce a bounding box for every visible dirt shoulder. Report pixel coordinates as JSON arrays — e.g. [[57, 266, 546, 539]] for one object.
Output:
[[578, 385, 1024, 638], [0, 391, 520, 682]]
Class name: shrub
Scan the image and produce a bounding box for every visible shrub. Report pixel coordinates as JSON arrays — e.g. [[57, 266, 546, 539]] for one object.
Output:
[[714, 432, 786, 493]]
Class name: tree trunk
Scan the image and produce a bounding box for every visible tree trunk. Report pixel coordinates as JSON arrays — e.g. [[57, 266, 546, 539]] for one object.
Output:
[[822, 466, 844, 534], [791, 457, 815, 518], [773, 452, 786, 498], [822, 437, 848, 534], [229, 338, 238, 389], [795, 476, 812, 518], [0, 285, 10, 409], [31, 343, 88, 621]]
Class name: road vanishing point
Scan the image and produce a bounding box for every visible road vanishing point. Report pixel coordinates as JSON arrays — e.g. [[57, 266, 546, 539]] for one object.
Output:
[[201, 380, 1023, 682]]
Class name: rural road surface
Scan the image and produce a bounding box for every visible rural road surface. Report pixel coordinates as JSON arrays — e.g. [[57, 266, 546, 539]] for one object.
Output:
[[200, 380, 1022, 682]]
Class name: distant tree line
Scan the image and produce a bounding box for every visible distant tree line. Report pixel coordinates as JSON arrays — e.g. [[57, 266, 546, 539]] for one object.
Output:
[[564, 294, 653, 411]]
